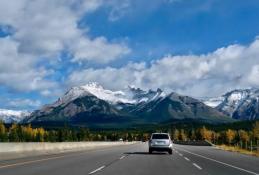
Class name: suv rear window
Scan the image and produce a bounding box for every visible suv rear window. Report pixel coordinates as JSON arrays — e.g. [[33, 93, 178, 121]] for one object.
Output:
[[152, 134, 169, 139]]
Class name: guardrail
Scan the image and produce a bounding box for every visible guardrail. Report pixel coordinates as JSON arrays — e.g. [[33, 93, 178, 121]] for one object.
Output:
[[0, 141, 136, 161]]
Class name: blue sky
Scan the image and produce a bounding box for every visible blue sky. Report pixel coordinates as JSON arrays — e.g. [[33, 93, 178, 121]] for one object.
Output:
[[1, 0, 259, 110], [84, 0, 259, 61]]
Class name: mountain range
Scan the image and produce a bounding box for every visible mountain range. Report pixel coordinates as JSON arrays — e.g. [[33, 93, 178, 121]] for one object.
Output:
[[2, 83, 259, 127], [0, 109, 30, 123], [203, 88, 259, 120], [22, 83, 232, 127]]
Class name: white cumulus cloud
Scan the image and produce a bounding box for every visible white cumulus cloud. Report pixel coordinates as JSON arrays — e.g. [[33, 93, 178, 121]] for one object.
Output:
[[0, 37, 57, 92], [0, 0, 129, 61], [7, 99, 42, 108], [68, 38, 259, 97], [0, 0, 130, 93]]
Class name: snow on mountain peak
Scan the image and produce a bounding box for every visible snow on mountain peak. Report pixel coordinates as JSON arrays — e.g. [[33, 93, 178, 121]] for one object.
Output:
[[127, 86, 166, 103], [202, 89, 252, 108], [203, 88, 259, 119], [54, 82, 136, 106], [54, 86, 93, 106], [81, 82, 135, 104], [0, 109, 30, 123], [54, 82, 167, 106], [224, 89, 250, 102]]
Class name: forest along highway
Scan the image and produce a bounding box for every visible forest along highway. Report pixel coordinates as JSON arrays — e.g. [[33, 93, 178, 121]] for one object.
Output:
[[0, 142, 258, 175]]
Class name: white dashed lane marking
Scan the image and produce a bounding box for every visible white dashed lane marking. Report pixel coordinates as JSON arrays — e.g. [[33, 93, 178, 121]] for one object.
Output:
[[119, 156, 126, 160], [89, 165, 106, 175], [178, 148, 259, 175], [193, 163, 202, 170], [184, 157, 190, 161]]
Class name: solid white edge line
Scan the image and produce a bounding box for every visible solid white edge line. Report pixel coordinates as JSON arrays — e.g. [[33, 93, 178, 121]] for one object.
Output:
[[193, 163, 202, 170], [179, 153, 183, 156], [0, 145, 134, 169], [179, 148, 259, 175], [89, 165, 106, 175], [184, 157, 190, 161], [0, 155, 67, 169]]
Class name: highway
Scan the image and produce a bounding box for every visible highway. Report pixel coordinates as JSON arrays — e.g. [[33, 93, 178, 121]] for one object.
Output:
[[0, 142, 258, 175]]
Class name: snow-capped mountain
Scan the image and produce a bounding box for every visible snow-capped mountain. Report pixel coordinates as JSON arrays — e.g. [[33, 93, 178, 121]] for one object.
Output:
[[127, 86, 166, 104], [134, 92, 231, 123], [216, 89, 251, 117], [0, 109, 30, 123], [203, 88, 259, 120], [122, 87, 166, 113], [54, 82, 166, 107], [24, 83, 167, 123], [24, 82, 232, 126], [54, 82, 135, 106]]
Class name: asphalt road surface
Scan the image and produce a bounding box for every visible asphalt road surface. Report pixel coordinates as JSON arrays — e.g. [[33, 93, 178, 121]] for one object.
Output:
[[0, 142, 258, 175]]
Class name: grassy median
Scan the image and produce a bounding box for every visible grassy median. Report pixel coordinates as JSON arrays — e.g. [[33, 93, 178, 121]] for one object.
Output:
[[217, 145, 259, 157]]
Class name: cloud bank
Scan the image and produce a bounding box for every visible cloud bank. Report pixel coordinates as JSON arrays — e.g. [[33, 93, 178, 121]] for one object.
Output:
[[68, 38, 259, 97], [1, 0, 259, 110], [0, 0, 129, 93]]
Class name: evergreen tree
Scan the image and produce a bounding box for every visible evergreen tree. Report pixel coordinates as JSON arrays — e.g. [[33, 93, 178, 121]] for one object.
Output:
[[78, 127, 90, 141], [0, 121, 8, 142], [252, 121, 259, 141], [35, 128, 45, 142], [9, 124, 20, 142], [48, 130, 58, 142]]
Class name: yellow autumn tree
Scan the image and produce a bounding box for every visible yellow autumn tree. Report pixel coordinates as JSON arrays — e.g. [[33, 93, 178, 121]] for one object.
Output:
[[211, 131, 219, 144], [21, 124, 34, 141], [173, 129, 179, 141], [238, 130, 249, 149], [200, 126, 212, 141], [191, 129, 196, 141], [143, 133, 149, 141], [239, 130, 249, 142], [226, 129, 236, 145], [180, 129, 187, 141], [36, 128, 45, 142]]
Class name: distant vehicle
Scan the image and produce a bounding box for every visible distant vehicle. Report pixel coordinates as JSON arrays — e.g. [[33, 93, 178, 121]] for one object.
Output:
[[119, 138, 123, 142], [148, 133, 173, 154]]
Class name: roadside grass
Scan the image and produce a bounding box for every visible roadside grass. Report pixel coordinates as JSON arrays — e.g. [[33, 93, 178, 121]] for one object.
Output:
[[217, 145, 259, 157]]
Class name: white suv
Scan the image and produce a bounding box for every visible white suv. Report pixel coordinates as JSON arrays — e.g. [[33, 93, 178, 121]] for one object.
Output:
[[148, 133, 173, 154]]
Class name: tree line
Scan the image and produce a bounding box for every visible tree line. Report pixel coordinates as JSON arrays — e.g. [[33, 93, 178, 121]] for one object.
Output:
[[171, 121, 259, 151], [0, 122, 147, 142], [0, 120, 259, 151]]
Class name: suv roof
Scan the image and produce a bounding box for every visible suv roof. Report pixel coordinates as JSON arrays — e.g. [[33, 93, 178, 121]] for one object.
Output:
[[151, 133, 170, 139], [151, 133, 170, 135]]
